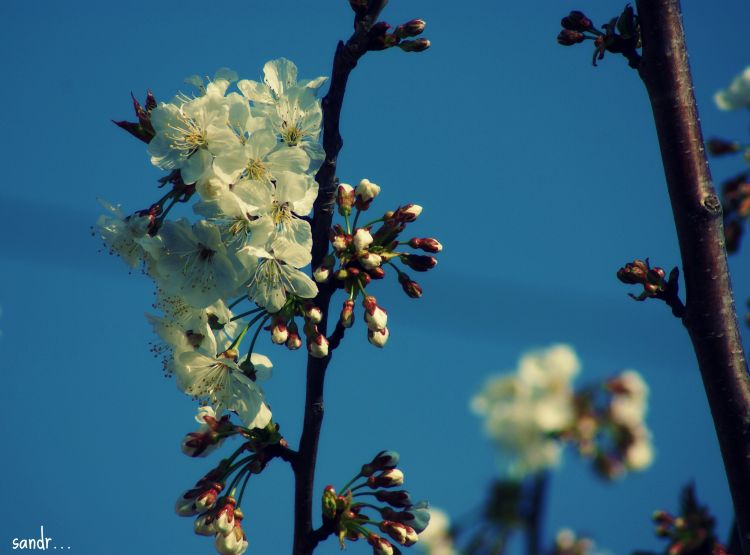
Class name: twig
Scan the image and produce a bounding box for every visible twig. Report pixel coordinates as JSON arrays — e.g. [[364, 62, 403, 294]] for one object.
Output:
[[635, 1, 750, 552], [524, 473, 548, 555], [291, 2, 389, 554]]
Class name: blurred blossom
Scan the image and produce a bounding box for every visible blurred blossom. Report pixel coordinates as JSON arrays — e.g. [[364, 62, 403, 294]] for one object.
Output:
[[552, 528, 607, 555], [714, 66, 750, 110], [470, 344, 580, 477], [417, 508, 457, 555]]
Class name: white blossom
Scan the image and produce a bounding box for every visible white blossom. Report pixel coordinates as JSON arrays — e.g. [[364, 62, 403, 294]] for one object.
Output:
[[715, 66, 750, 110]]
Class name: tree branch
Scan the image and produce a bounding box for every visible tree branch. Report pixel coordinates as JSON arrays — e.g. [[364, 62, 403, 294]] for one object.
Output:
[[291, 3, 389, 554], [635, 2, 750, 552]]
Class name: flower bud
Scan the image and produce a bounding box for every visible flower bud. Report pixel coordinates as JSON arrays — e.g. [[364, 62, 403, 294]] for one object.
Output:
[[368, 534, 395, 555], [368, 468, 404, 488], [337, 183, 355, 216], [408, 237, 442, 253], [194, 513, 216, 536], [362, 450, 400, 476], [394, 19, 426, 39], [394, 204, 423, 223], [314, 265, 331, 283], [368, 266, 386, 280], [353, 228, 374, 252], [379, 520, 418, 546], [707, 138, 741, 156], [271, 320, 289, 344], [360, 251, 383, 270], [397, 272, 422, 299], [214, 498, 237, 535], [355, 178, 381, 210], [368, 325, 390, 347], [304, 303, 323, 324], [364, 303, 388, 332], [561, 10, 593, 31], [398, 39, 430, 53], [400, 254, 437, 272], [309, 333, 329, 358], [374, 489, 413, 508], [286, 324, 303, 350], [214, 521, 248, 555], [557, 29, 585, 46], [323, 486, 338, 520], [381, 501, 431, 534], [340, 300, 355, 328], [195, 485, 221, 512]]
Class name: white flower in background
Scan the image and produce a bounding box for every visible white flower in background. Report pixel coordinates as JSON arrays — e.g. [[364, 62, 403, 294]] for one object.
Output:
[[608, 370, 649, 427], [418, 508, 457, 555], [96, 200, 152, 268], [238, 58, 327, 168], [175, 332, 272, 430], [237, 237, 318, 313], [471, 344, 580, 477], [715, 66, 750, 110], [150, 219, 239, 309]]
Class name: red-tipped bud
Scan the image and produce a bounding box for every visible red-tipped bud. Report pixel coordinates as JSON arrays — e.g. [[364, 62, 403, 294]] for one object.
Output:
[[561, 10, 593, 31], [363, 302, 388, 331], [368, 266, 386, 280], [323, 486, 338, 520], [707, 138, 741, 156], [398, 38, 430, 53], [340, 300, 355, 328], [271, 320, 289, 344], [309, 333, 329, 358], [304, 303, 323, 324], [337, 183, 355, 216], [374, 490, 413, 508], [397, 272, 422, 298], [286, 322, 302, 350], [395, 19, 426, 39], [368, 327, 390, 348], [379, 521, 418, 546], [214, 497, 237, 535], [368, 534, 396, 555], [368, 468, 404, 488], [408, 237, 442, 253], [394, 204, 423, 223], [195, 485, 221, 512], [361, 450, 401, 476], [355, 178, 381, 210], [353, 228, 374, 252], [557, 29, 585, 46], [360, 251, 383, 270], [400, 254, 437, 272]]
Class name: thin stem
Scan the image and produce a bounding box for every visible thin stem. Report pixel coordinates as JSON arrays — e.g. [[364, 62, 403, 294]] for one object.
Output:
[[246, 315, 271, 359], [237, 470, 253, 507], [634, 1, 750, 552], [352, 209, 362, 229], [524, 472, 548, 555], [230, 307, 265, 322]]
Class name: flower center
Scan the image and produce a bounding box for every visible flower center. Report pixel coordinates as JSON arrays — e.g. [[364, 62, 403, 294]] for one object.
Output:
[[168, 110, 208, 157], [246, 158, 268, 181]]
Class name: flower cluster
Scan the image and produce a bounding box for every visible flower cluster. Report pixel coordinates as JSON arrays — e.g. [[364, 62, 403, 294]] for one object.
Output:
[[175, 410, 288, 555], [550, 529, 600, 555], [322, 451, 430, 555], [471, 345, 654, 479], [98, 59, 327, 429], [316, 179, 441, 348]]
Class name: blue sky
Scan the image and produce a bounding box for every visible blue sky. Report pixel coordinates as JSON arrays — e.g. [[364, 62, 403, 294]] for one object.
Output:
[[2, 1, 750, 553]]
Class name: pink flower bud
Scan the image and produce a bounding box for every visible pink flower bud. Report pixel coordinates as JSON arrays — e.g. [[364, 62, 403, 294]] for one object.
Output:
[[408, 237, 442, 253], [214, 521, 248, 555], [304, 304, 323, 324], [398, 38, 430, 53], [271, 320, 289, 344], [309, 333, 329, 358], [360, 251, 383, 270], [286, 330, 302, 350], [379, 520, 417, 546], [214, 498, 237, 535], [353, 228, 374, 252], [368, 327, 390, 348], [397, 272, 422, 298], [400, 253, 437, 272], [364, 304, 388, 332], [394, 204, 423, 223], [340, 300, 355, 328], [337, 183, 355, 216], [314, 265, 331, 283], [368, 534, 395, 555], [195, 485, 221, 512], [194, 513, 216, 536], [355, 178, 381, 210], [368, 266, 386, 280], [394, 19, 426, 39], [368, 468, 404, 488]]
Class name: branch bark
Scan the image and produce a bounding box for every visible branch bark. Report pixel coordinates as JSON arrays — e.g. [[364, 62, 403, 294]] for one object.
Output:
[[635, 2, 750, 552], [291, 3, 388, 554]]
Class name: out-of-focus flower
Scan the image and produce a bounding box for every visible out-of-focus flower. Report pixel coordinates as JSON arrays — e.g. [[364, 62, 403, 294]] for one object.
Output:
[[471, 344, 580, 477], [715, 66, 750, 110], [417, 508, 457, 555]]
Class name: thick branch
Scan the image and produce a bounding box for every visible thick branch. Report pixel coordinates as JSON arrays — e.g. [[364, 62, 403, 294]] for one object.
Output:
[[635, 1, 750, 552], [291, 3, 388, 554]]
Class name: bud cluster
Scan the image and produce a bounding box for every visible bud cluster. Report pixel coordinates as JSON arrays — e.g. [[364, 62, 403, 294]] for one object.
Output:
[[260, 298, 329, 358], [558, 6, 641, 69], [617, 259, 684, 317], [176, 421, 287, 555], [321, 451, 430, 555], [564, 370, 654, 480], [321, 179, 442, 348], [365, 19, 430, 53], [648, 486, 726, 555]]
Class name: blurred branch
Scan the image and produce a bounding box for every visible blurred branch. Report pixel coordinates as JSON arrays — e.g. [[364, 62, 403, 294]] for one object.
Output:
[[525, 473, 548, 555], [292, 2, 389, 554], [635, 1, 750, 552]]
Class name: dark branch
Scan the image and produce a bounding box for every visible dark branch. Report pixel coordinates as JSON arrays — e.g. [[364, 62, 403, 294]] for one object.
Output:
[[635, 1, 750, 552], [291, 3, 389, 554]]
